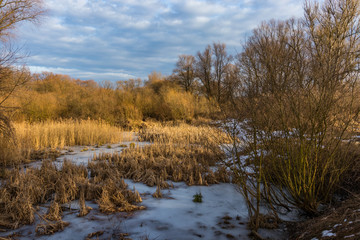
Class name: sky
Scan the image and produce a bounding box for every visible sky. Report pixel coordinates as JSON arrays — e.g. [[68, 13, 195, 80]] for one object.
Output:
[[17, 0, 306, 82]]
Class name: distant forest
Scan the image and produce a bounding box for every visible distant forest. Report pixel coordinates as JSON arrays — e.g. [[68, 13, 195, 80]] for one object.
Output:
[[3, 42, 236, 126]]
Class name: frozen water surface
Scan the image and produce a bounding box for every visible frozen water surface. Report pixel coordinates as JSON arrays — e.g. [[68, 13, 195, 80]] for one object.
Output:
[[2, 182, 251, 240], [0, 137, 294, 240]]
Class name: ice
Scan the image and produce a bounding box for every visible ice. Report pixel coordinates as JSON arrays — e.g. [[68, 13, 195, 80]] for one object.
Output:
[[120, 181, 251, 240], [322, 230, 336, 237], [24, 141, 151, 169], [344, 234, 355, 238], [1, 181, 252, 240], [0, 137, 295, 240]]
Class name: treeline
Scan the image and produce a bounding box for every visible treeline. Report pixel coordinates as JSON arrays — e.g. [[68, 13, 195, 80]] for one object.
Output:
[[5, 41, 239, 125], [6, 71, 217, 126]]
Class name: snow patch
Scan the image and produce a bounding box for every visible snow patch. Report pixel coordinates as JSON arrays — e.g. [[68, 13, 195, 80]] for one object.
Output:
[[322, 230, 336, 237], [344, 234, 355, 238]]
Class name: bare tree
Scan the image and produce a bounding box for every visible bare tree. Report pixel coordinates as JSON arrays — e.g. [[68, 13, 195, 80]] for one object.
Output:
[[173, 54, 196, 92], [0, 0, 44, 143], [0, 0, 44, 40], [224, 0, 360, 231], [213, 42, 232, 103], [195, 43, 233, 103], [196, 45, 213, 99]]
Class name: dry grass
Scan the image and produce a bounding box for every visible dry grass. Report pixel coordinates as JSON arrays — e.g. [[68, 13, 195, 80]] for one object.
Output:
[[0, 119, 125, 167], [0, 160, 144, 230], [152, 183, 163, 198], [90, 122, 230, 188], [0, 138, 21, 167], [139, 122, 231, 146], [290, 195, 360, 240], [90, 143, 229, 187], [14, 119, 124, 150], [35, 221, 70, 236], [0, 122, 230, 234]]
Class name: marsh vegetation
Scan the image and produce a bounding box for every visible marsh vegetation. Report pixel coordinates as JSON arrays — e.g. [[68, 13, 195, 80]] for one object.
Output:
[[1, 0, 360, 239]]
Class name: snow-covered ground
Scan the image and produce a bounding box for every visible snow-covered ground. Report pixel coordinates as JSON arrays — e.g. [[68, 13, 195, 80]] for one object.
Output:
[[2, 181, 253, 240], [24, 141, 151, 169], [1, 138, 294, 240]]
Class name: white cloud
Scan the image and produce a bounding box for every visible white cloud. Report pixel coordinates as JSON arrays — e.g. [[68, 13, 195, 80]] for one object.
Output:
[[18, 0, 306, 81], [177, 0, 227, 16], [29, 65, 136, 80]]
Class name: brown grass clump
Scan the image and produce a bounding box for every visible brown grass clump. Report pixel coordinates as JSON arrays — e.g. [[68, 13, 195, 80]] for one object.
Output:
[[86, 231, 104, 239], [97, 178, 145, 213], [35, 221, 70, 236], [0, 122, 228, 233], [44, 201, 62, 221], [90, 143, 229, 187], [152, 180, 163, 198], [90, 123, 230, 189], [78, 185, 92, 217], [0, 160, 145, 231]]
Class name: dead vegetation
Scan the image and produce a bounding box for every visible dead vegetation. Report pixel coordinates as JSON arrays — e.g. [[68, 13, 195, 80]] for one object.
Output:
[[90, 143, 229, 188], [14, 119, 125, 150], [90, 123, 230, 188], [139, 122, 230, 146], [0, 119, 125, 167], [86, 231, 104, 239], [290, 195, 360, 240], [0, 159, 144, 231], [35, 220, 70, 236], [0, 122, 229, 236]]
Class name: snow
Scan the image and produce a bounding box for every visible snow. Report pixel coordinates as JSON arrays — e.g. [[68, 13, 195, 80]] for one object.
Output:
[[344, 234, 355, 238], [322, 230, 336, 237], [120, 181, 250, 240], [24, 141, 151, 169], [1, 180, 252, 240], [0, 136, 296, 240]]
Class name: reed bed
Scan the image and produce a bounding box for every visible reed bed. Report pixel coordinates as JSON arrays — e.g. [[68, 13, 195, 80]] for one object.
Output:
[[0, 160, 143, 231], [0, 119, 126, 166], [90, 143, 229, 187], [0, 122, 230, 234], [14, 119, 124, 150], [91, 122, 231, 187], [139, 122, 231, 146]]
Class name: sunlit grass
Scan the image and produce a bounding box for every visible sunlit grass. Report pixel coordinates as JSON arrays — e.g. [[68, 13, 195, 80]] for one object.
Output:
[[139, 122, 231, 146], [13, 119, 124, 151]]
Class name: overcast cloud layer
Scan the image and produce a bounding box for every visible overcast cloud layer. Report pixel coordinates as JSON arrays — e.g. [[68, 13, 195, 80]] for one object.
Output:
[[18, 0, 305, 82]]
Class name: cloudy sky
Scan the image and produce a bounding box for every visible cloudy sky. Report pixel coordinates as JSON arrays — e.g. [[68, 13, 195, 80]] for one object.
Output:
[[18, 0, 306, 82]]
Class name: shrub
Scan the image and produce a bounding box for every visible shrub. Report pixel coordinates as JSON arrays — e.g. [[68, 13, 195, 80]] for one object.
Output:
[[163, 89, 194, 121]]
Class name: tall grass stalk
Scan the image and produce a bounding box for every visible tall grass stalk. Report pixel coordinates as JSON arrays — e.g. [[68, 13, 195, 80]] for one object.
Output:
[[91, 122, 230, 187], [139, 122, 230, 146], [13, 119, 124, 151]]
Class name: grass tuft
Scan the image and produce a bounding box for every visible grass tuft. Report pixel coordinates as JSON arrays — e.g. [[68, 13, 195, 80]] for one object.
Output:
[[193, 192, 203, 203]]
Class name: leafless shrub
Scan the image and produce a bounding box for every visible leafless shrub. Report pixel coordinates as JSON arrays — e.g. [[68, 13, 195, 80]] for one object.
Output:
[[223, 0, 360, 232]]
